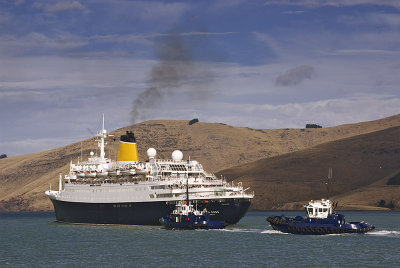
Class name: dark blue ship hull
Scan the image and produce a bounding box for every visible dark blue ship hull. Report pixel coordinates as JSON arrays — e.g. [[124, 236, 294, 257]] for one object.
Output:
[[50, 198, 251, 225], [267, 215, 375, 235], [160, 214, 227, 230]]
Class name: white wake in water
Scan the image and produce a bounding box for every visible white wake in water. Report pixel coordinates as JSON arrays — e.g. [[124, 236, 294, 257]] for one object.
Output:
[[367, 230, 400, 237], [216, 228, 263, 233], [214, 229, 400, 236], [260, 230, 288, 234], [210, 228, 285, 234], [211, 228, 400, 236]]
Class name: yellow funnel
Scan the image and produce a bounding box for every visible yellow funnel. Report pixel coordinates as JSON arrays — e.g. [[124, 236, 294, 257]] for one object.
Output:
[[117, 131, 139, 162]]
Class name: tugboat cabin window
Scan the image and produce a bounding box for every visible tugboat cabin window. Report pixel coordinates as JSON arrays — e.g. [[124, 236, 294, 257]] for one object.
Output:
[[307, 208, 313, 215]]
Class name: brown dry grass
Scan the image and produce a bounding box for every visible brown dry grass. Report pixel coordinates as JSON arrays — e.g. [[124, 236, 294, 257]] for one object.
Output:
[[218, 126, 400, 210], [1, 114, 399, 211]]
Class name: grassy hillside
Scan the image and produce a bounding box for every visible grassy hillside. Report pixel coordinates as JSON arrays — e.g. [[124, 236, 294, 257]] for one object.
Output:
[[0, 114, 399, 211], [217, 126, 400, 210]]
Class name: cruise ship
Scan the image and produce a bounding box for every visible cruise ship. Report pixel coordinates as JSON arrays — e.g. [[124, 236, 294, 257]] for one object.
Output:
[[45, 115, 254, 225]]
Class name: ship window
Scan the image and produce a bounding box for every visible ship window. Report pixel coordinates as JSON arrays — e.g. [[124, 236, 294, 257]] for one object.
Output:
[[169, 164, 187, 171], [151, 185, 167, 190]]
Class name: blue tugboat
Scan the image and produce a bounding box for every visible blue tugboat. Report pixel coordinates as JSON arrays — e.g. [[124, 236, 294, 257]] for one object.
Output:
[[267, 199, 375, 235], [160, 178, 227, 230], [159, 201, 227, 230]]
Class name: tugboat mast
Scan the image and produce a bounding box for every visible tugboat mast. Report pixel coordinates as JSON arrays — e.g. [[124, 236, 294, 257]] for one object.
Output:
[[326, 167, 333, 198]]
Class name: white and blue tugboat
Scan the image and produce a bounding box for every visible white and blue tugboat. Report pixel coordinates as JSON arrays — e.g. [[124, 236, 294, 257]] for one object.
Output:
[[267, 199, 375, 235], [159, 201, 227, 230], [160, 179, 227, 230]]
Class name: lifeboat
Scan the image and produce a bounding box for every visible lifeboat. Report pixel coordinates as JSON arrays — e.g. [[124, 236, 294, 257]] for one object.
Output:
[[135, 169, 147, 175], [108, 170, 121, 176], [120, 169, 131, 176], [85, 171, 97, 178], [96, 171, 108, 177]]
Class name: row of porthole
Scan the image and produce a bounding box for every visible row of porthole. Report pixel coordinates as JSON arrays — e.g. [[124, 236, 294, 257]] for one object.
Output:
[[112, 204, 132, 208]]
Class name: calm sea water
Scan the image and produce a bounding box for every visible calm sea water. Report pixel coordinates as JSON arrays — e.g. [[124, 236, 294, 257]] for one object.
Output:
[[0, 211, 399, 267]]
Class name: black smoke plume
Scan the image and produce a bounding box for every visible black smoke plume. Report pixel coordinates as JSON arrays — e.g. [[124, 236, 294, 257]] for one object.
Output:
[[130, 32, 213, 125]]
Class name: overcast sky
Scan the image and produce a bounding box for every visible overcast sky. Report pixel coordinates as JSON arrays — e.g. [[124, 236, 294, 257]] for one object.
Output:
[[1, 0, 400, 156]]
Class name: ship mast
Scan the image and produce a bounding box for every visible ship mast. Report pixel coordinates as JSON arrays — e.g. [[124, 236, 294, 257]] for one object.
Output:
[[186, 176, 189, 205], [97, 113, 107, 161]]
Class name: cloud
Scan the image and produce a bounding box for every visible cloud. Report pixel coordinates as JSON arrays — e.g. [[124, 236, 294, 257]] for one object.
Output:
[[282, 10, 306, 14], [0, 11, 12, 24], [211, 0, 248, 9], [65, 51, 136, 58], [117, 1, 190, 22], [338, 13, 400, 28], [0, 30, 233, 59], [261, 94, 400, 127], [0, 137, 80, 157], [253, 32, 284, 56], [1, 32, 400, 155], [35, 1, 87, 13], [334, 49, 400, 55], [315, 31, 400, 56], [205, 94, 400, 129], [251, 17, 400, 60], [275, 65, 315, 86], [90, 31, 237, 43], [0, 89, 45, 98], [2, 93, 399, 157], [264, 0, 400, 9], [370, 13, 400, 27], [0, 32, 88, 56], [88, 34, 152, 48], [15, 0, 25, 6], [175, 31, 237, 37]]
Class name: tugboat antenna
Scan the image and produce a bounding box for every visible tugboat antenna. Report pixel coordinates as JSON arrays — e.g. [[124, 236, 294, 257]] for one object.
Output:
[[326, 167, 332, 197]]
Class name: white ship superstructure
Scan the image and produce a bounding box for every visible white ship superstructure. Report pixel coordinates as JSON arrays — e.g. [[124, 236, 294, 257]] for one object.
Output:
[[46, 115, 254, 225]]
